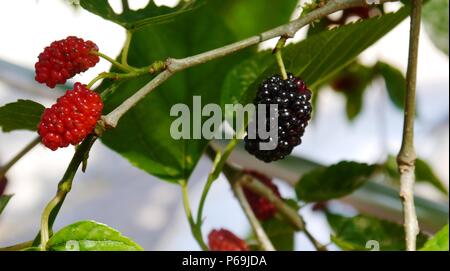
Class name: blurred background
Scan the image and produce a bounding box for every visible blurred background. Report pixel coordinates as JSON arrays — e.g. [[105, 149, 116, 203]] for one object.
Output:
[[0, 0, 448, 250]]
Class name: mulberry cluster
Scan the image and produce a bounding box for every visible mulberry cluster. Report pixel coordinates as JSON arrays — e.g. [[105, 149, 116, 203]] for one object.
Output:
[[208, 229, 249, 251], [244, 73, 312, 162], [243, 170, 281, 221], [35, 36, 99, 88], [38, 83, 103, 151]]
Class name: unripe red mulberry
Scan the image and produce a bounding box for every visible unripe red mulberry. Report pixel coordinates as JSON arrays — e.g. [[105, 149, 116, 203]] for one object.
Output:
[[38, 83, 103, 150], [35, 36, 99, 88], [208, 229, 249, 251], [243, 170, 282, 221]]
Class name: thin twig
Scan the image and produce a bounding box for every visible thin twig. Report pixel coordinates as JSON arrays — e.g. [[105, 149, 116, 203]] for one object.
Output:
[[0, 240, 33, 251], [0, 136, 40, 179], [397, 0, 422, 251], [232, 181, 276, 251], [102, 0, 396, 128]]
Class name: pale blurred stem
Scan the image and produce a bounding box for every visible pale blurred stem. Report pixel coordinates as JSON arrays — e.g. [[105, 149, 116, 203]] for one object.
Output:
[[121, 30, 133, 67], [180, 181, 209, 251], [101, 0, 397, 128], [34, 135, 97, 248], [397, 0, 422, 251], [232, 180, 276, 251], [0, 136, 40, 179], [0, 240, 33, 251], [274, 36, 288, 80]]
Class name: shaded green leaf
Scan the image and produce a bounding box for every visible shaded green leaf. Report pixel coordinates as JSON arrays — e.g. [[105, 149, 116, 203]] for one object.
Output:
[[262, 217, 295, 251], [47, 220, 143, 251], [377, 61, 406, 110], [80, 0, 205, 30], [100, 0, 297, 182], [327, 213, 429, 251], [423, 0, 449, 55], [0, 100, 44, 132], [221, 8, 409, 114], [0, 194, 13, 216], [330, 62, 375, 120], [296, 161, 378, 202], [420, 224, 449, 251]]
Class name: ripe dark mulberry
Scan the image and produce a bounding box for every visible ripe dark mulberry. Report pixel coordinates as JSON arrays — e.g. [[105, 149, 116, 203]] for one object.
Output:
[[35, 36, 99, 88], [208, 229, 249, 251], [38, 83, 103, 151], [243, 169, 281, 221], [244, 73, 312, 162]]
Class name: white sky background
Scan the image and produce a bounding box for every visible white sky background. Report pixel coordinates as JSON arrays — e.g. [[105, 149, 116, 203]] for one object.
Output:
[[0, 0, 448, 250]]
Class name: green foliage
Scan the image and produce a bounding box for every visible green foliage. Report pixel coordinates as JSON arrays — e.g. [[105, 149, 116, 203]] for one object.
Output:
[[296, 161, 379, 202], [384, 155, 448, 195], [327, 213, 429, 251], [222, 7, 409, 114], [0, 100, 44, 132], [46, 220, 143, 251], [422, 0, 449, 55], [99, 0, 296, 182], [0, 195, 13, 216], [377, 61, 406, 110], [79, 0, 205, 31], [420, 224, 449, 251]]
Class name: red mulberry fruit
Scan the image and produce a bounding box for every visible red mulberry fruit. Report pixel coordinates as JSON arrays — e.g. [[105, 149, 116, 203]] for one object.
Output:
[[243, 169, 281, 220], [35, 36, 99, 88], [208, 229, 249, 251], [38, 83, 103, 150]]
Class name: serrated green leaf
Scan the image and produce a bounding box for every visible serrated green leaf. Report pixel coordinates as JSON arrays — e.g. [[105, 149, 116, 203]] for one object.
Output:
[[0, 100, 45, 132], [262, 218, 295, 251], [0, 194, 13, 216], [221, 7, 409, 116], [423, 0, 449, 55], [47, 220, 143, 251], [377, 61, 406, 110], [296, 161, 378, 202], [420, 224, 449, 251], [100, 0, 297, 182], [79, 0, 205, 30], [327, 213, 429, 251]]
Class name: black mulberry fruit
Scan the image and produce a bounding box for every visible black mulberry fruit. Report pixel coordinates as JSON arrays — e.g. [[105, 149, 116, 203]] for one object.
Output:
[[244, 73, 312, 162]]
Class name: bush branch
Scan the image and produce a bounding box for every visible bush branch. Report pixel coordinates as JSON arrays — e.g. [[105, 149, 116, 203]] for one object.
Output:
[[232, 181, 276, 251], [102, 0, 396, 128], [397, 0, 422, 251], [0, 136, 40, 179]]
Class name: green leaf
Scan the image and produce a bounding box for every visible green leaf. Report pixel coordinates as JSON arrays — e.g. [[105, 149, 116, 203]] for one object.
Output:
[[420, 224, 449, 251], [221, 7, 409, 114], [0, 100, 45, 132], [331, 62, 375, 120], [100, 0, 296, 182], [423, 0, 449, 55], [384, 155, 448, 195], [327, 213, 429, 251], [0, 194, 13, 216], [296, 161, 378, 202], [47, 220, 143, 251], [79, 0, 205, 30], [262, 217, 295, 251], [377, 61, 406, 110]]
